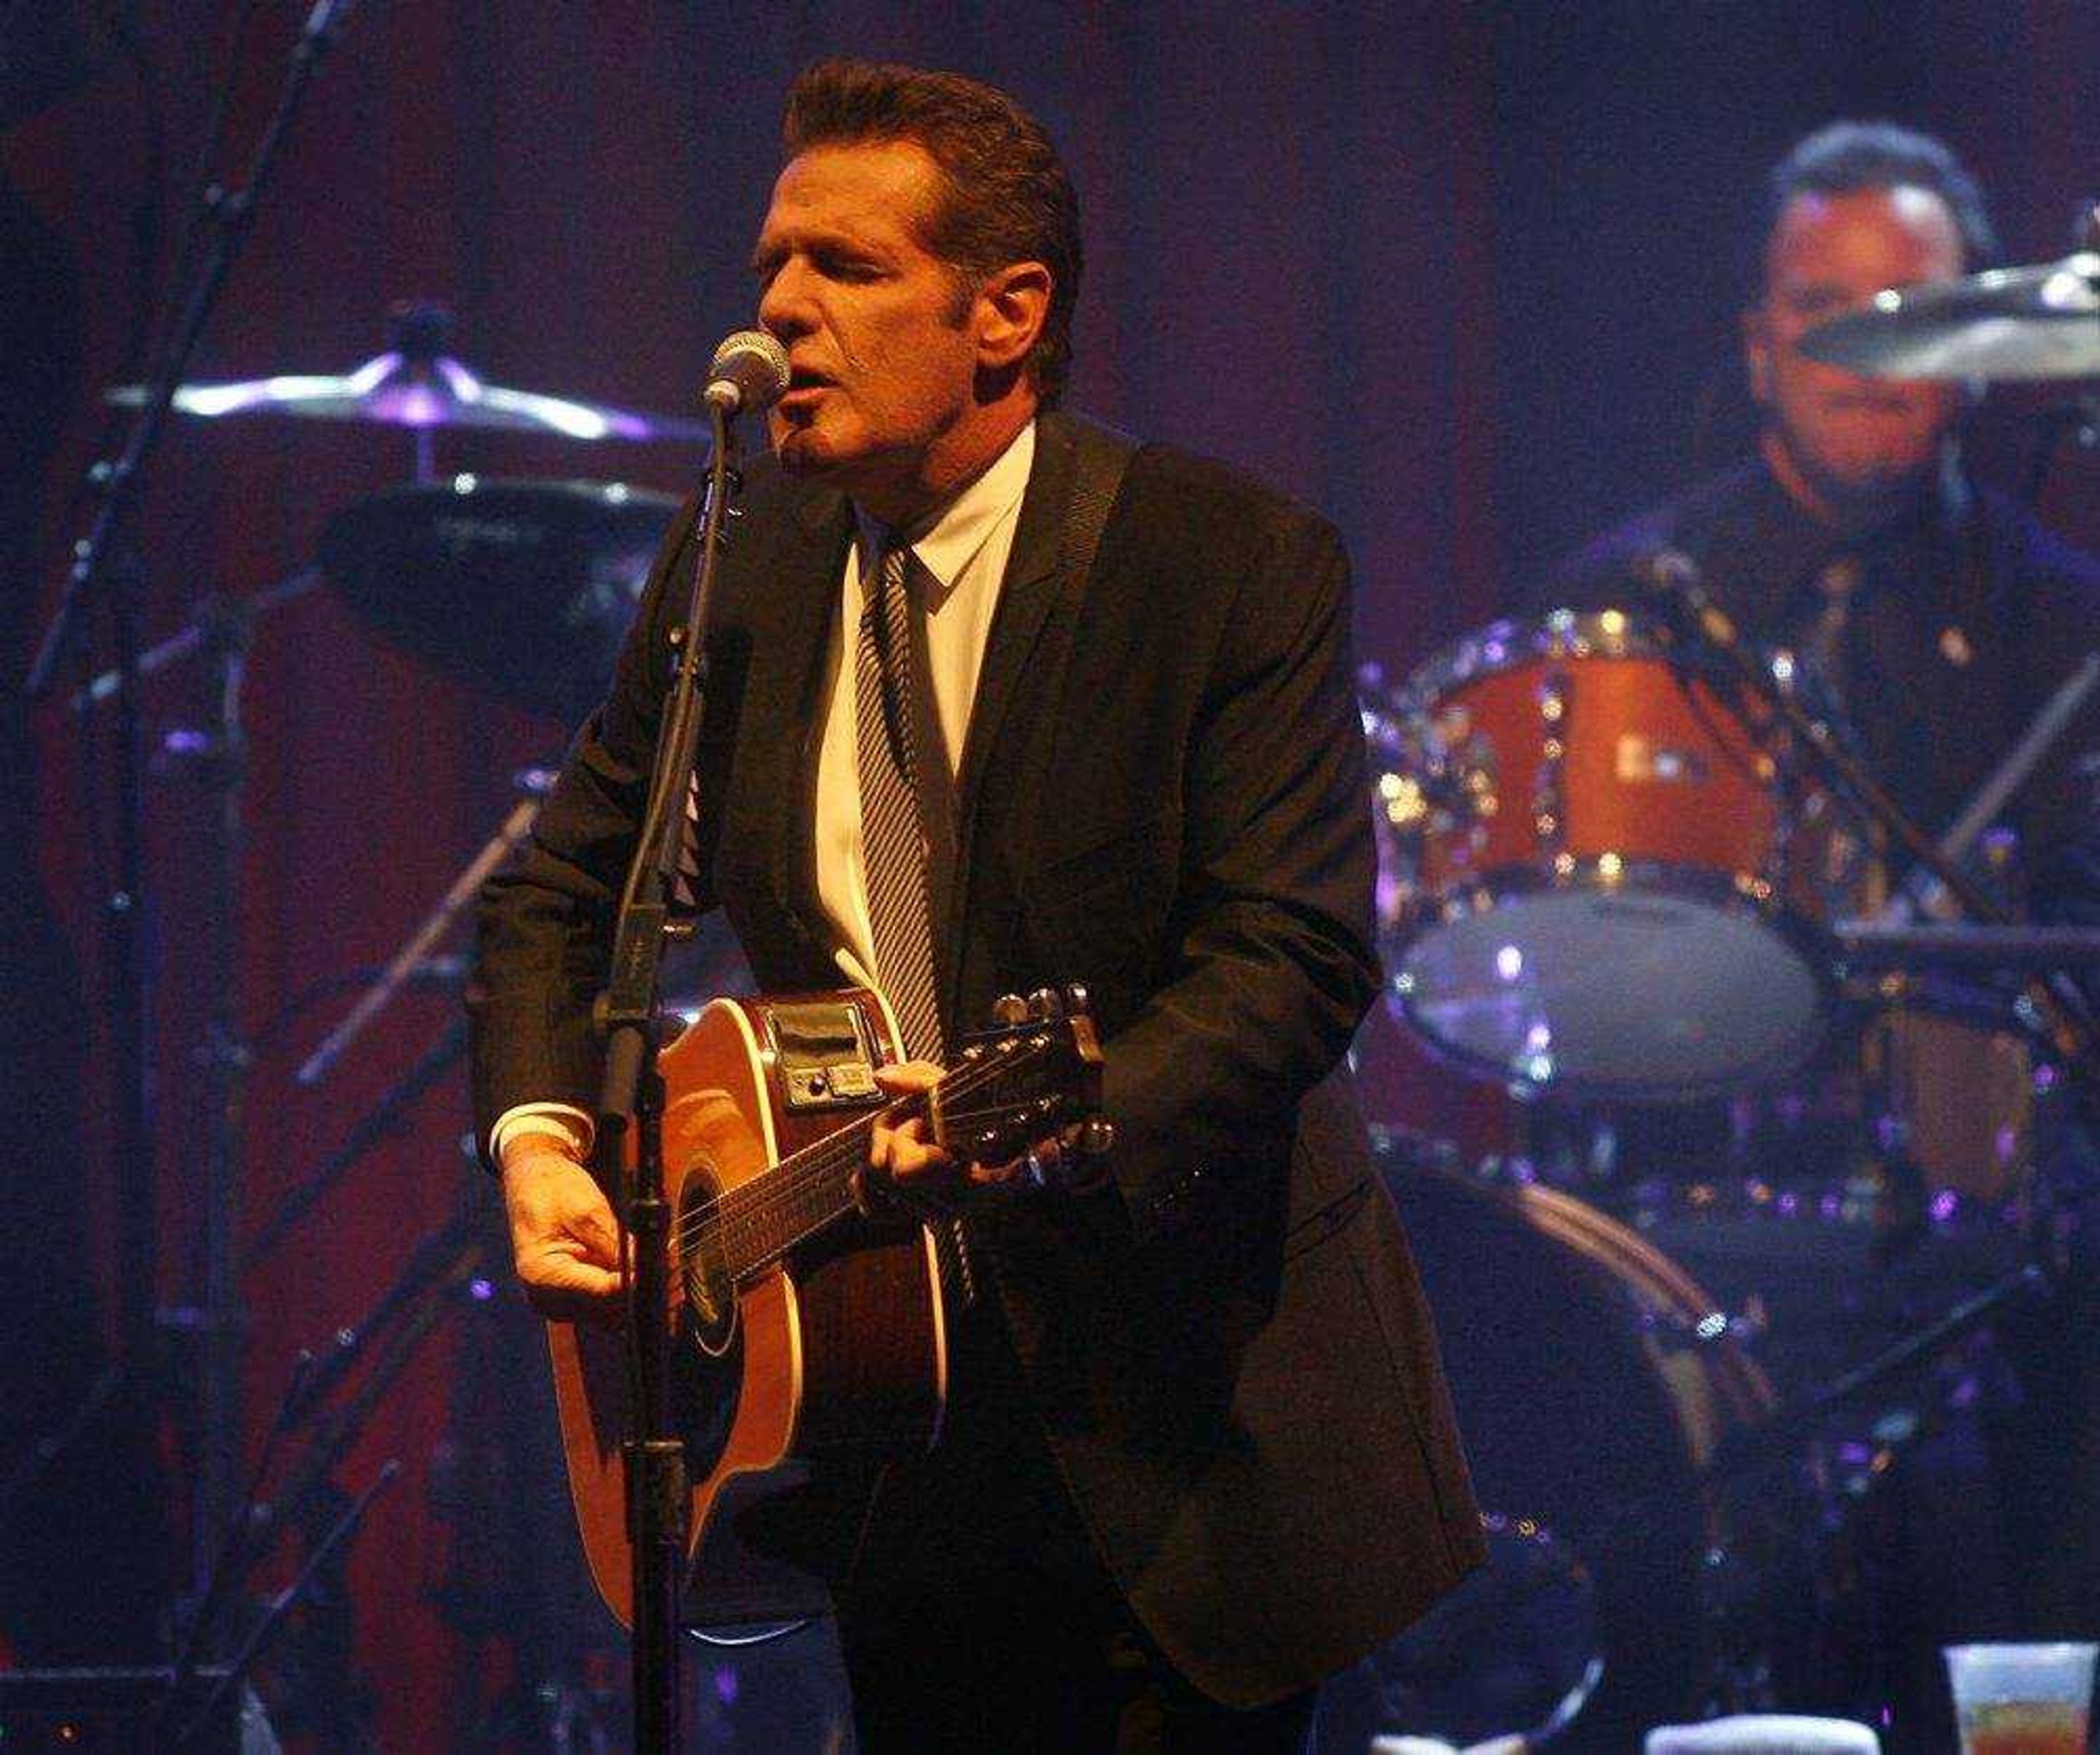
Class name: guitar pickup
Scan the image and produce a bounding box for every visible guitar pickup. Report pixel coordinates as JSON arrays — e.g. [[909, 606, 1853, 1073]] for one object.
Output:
[[768, 1001, 882, 1110]]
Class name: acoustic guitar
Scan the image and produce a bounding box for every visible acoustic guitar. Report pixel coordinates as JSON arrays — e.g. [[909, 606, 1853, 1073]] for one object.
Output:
[[546, 985, 1105, 1627]]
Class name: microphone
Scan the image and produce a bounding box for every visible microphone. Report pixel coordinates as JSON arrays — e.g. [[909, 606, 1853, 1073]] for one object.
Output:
[[1634, 547, 1741, 651], [703, 329, 791, 417]]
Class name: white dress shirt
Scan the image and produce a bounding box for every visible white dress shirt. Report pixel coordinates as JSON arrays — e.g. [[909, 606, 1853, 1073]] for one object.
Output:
[[492, 420, 1036, 1167]]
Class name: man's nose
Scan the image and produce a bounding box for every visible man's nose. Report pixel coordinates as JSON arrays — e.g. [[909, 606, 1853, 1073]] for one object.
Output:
[[757, 262, 815, 337]]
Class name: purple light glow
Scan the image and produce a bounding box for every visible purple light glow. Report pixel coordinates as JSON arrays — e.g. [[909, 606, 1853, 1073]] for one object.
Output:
[[376, 385, 450, 428]]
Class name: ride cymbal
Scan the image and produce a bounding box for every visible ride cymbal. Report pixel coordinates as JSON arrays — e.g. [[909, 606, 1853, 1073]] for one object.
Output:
[[1798, 251, 2099, 382]]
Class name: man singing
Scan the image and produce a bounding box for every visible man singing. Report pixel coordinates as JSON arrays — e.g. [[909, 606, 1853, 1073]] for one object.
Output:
[[470, 60, 1479, 1748]]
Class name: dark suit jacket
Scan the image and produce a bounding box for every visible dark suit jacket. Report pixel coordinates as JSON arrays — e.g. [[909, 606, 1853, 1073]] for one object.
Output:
[[469, 409, 1483, 1706]]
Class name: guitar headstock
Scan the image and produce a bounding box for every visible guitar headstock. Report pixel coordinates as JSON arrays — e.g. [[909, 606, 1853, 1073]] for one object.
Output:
[[928, 985, 1111, 1173]]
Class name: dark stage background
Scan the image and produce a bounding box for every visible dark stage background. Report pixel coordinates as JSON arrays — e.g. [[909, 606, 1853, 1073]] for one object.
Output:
[[5, 1, 2096, 1745]]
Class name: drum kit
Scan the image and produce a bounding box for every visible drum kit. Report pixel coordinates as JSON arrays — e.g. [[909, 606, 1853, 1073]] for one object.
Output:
[[1343, 245, 2100, 1748]]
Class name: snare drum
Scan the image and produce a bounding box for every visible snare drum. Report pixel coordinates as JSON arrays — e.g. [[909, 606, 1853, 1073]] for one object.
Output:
[[1373, 611, 1830, 1100]]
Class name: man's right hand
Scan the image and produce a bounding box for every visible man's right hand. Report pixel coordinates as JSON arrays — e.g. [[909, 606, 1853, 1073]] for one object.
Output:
[[499, 1138, 626, 1325]]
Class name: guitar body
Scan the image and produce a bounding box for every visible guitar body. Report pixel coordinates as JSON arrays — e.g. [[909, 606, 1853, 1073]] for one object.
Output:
[[546, 988, 948, 1629]]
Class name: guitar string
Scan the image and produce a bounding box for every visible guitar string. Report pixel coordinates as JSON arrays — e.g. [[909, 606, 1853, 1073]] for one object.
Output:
[[670, 1044, 1047, 1263], [666, 1038, 1063, 1266], [670, 1078, 1075, 1281], [671, 1034, 1042, 1248], [672, 1093, 1066, 1286]]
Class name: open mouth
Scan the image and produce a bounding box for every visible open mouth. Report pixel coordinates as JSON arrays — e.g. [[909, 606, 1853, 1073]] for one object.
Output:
[[775, 372, 832, 420]]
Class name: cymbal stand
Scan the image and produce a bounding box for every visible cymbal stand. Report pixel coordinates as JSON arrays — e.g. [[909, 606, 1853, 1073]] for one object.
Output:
[[21, 0, 377, 1628], [244, 1016, 467, 1268], [159, 583, 259, 1612]]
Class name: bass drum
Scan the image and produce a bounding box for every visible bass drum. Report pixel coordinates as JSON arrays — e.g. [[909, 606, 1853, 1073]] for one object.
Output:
[[1322, 1134, 1782, 1753]]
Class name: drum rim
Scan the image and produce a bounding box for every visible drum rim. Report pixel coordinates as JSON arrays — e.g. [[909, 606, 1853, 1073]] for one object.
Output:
[[1384, 859, 1835, 1102], [1396, 606, 1673, 708]]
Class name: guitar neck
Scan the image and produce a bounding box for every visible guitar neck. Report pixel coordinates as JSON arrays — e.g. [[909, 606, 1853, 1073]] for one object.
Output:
[[680, 1002, 1096, 1285], [713, 1114, 879, 1282]]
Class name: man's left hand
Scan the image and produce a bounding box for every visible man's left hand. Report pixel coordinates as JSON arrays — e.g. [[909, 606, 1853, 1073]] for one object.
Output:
[[868, 1061, 1043, 1202]]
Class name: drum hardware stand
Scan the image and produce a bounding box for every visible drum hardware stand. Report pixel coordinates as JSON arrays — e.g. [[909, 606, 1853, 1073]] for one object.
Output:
[[172, 1463, 400, 1750], [153, 582, 264, 1618], [1871, 651, 2100, 927], [162, 1189, 485, 1744], [244, 1016, 468, 1268], [1687, 1263, 2050, 1501], [432, 1160, 625, 1753], [1639, 552, 2098, 1095], [21, 0, 376, 1636], [250, 763, 556, 1263], [68, 564, 323, 714], [296, 776, 547, 1090]]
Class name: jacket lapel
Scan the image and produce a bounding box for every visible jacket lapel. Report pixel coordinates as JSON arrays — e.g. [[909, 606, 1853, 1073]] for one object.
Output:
[[936, 414, 1085, 1016], [953, 413, 1081, 838], [727, 480, 851, 949]]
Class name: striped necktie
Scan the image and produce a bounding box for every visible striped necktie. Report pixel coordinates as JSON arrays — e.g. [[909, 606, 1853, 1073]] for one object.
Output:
[[855, 541, 946, 1062], [856, 540, 976, 1306]]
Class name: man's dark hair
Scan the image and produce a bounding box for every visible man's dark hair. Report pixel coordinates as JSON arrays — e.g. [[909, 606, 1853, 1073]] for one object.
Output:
[[1762, 120, 1999, 273], [783, 59, 1081, 406]]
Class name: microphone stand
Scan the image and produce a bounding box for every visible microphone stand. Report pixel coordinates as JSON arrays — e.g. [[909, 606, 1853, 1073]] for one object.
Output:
[[596, 405, 737, 1751]]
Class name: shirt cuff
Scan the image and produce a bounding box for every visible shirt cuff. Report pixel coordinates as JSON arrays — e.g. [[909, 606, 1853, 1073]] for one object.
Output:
[[491, 1102, 595, 1171]]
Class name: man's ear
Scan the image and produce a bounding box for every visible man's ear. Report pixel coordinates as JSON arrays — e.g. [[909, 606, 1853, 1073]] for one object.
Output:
[[973, 261, 1052, 373], [1741, 303, 1774, 406]]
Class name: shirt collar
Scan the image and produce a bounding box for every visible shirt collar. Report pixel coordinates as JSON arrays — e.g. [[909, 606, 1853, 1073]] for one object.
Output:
[[855, 420, 1036, 599]]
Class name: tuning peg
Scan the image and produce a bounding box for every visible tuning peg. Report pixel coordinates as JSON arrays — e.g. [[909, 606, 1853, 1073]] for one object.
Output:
[[1027, 986, 1064, 1020], [1076, 1119, 1116, 1157], [1061, 982, 1092, 1016], [991, 993, 1029, 1026]]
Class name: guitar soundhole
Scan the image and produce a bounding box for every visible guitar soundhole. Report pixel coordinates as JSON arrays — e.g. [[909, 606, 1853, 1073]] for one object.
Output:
[[678, 1165, 738, 1358], [674, 1165, 742, 1475]]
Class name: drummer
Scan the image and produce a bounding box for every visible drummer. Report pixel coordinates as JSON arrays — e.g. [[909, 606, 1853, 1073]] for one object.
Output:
[[1550, 120, 2099, 918], [1542, 118, 2100, 1669]]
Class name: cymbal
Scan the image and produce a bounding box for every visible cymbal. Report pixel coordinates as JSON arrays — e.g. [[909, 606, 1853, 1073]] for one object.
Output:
[[1797, 251, 2100, 382], [107, 352, 713, 442], [319, 476, 682, 721], [106, 297, 713, 443]]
